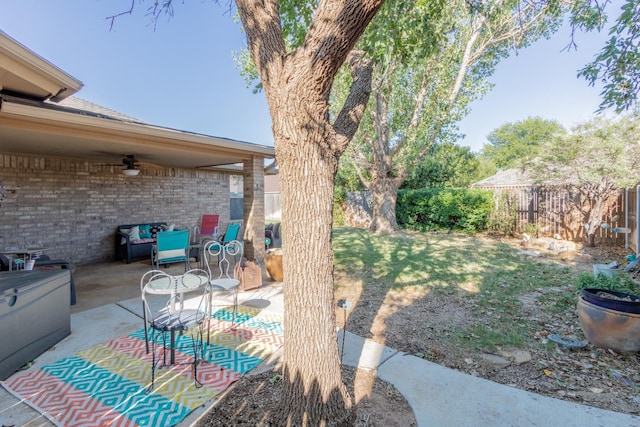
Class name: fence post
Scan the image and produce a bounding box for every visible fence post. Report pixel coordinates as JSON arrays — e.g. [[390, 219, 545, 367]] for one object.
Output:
[[625, 188, 629, 249], [637, 186, 640, 255]]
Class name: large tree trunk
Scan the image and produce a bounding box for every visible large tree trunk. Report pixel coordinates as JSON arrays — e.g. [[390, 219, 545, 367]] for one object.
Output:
[[274, 116, 353, 425], [235, 1, 382, 424], [369, 176, 400, 233]]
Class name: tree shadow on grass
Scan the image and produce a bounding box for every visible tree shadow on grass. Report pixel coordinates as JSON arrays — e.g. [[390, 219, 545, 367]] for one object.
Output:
[[332, 227, 533, 366]]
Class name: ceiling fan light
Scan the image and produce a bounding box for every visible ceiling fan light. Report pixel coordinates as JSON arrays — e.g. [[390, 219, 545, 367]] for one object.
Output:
[[122, 168, 140, 176]]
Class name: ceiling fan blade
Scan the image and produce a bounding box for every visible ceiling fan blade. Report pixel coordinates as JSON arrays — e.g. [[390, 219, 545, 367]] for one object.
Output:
[[137, 161, 165, 170]]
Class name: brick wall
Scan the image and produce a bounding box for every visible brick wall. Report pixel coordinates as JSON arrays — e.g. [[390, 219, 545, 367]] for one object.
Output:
[[0, 153, 232, 265]]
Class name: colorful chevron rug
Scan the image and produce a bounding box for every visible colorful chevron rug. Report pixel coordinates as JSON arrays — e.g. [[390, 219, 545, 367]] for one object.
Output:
[[2, 306, 284, 427]]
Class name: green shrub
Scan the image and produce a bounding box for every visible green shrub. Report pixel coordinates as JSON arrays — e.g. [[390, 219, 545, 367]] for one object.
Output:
[[333, 185, 347, 226], [397, 188, 493, 233], [522, 222, 540, 237]]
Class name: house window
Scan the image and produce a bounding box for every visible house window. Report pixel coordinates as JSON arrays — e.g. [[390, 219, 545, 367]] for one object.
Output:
[[230, 175, 243, 220]]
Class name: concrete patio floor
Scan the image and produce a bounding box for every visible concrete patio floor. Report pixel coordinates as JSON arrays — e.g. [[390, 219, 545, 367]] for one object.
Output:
[[0, 258, 285, 427]]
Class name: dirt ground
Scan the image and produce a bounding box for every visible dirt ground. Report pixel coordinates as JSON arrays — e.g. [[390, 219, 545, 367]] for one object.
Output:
[[197, 365, 417, 426], [199, 236, 640, 425]]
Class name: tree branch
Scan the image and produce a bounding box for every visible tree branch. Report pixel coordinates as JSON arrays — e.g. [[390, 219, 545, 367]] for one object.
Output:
[[235, 0, 287, 93], [297, 0, 384, 100], [351, 149, 373, 190], [333, 51, 374, 155], [106, 0, 136, 31]]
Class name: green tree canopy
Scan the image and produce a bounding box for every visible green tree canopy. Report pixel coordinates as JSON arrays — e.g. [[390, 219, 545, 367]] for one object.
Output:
[[401, 142, 482, 189], [572, 0, 640, 112], [337, 0, 564, 233], [527, 112, 640, 246], [482, 116, 566, 169]]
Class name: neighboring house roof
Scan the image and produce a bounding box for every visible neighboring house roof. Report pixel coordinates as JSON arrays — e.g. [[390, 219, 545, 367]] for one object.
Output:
[[470, 168, 535, 188], [54, 96, 142, 122], [0, 30, 274, 170]]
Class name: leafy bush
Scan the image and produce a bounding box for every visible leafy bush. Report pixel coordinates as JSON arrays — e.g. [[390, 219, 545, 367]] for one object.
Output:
[[575, 272, 639, 295], [397, 188, 493, 233], [333, 185, 347, 226]]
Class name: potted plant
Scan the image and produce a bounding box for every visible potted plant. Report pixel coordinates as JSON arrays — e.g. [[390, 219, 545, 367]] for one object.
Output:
[[576, 272, 640, 352]]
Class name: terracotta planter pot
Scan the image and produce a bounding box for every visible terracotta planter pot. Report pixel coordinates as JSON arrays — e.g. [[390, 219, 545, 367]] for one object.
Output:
[[577, 296, 640, 352], [264, 251, 283, 282]]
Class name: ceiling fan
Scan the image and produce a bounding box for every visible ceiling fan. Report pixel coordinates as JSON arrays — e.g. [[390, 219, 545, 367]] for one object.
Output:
[[121, 155, 140, 176], [96, 154, 162, 176]]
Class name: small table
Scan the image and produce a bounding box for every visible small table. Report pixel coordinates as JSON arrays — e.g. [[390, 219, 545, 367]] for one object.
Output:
[[145, 271, 209, 364], [188, 241, 203, 269], [2, 248, 46, 270]]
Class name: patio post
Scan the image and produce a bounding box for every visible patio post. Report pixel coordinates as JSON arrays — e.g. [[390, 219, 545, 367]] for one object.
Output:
[[242, 156, 266, 262]]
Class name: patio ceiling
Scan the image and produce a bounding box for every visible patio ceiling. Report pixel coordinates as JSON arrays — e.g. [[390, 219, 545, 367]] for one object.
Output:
[[0, 95, 274, 171], [0, 30, 274, 171]]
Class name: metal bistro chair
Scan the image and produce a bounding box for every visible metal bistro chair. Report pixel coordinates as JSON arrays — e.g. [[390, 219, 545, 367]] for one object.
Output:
[[203, 239, 243, 329], [203, 223, 241, 264], [140, 268, 210, 392]]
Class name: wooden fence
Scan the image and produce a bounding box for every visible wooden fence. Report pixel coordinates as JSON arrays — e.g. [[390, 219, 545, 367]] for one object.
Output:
[[265, 192, 282, 220], [489, 186, 630, 248], [344, 187, 640, 252]]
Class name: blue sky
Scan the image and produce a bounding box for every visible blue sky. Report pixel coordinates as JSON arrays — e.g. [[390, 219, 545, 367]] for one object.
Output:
[[0, 1, 621, 152], [457, 14, 616, 152]]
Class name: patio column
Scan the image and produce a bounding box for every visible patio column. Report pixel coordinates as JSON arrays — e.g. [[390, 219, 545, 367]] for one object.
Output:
[[242, 156, 265, 261]]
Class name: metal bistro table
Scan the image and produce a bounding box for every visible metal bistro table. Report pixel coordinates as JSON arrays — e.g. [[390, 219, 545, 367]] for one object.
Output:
[[143, 269, 209, 365]]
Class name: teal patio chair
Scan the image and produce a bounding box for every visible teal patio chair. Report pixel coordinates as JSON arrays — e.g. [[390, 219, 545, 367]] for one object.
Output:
[[205, 223, 240, 249], [152, 229, 190, 271], [221, 223, 241, 243], [204, 223, 241, 265]]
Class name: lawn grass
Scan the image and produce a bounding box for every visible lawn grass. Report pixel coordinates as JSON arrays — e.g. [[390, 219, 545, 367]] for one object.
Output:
[[332, 227, 581, 354]]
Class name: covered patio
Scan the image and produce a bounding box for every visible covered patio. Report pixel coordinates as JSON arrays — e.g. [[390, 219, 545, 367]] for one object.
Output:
[[0, 29, 286, 426], [0, 30, 275, 265]]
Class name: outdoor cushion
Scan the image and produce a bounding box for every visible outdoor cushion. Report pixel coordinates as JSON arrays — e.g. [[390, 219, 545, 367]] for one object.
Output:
[[157, 249, 186, 261], [131, 238, 155, 245], [139, 224, 151, 238], [129, 226, 141, 241], [151, 224, 166, 237]]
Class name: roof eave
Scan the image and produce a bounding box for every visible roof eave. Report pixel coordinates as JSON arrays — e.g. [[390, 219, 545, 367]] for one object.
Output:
[[0, 30, 83, 101], [0, 98, 275, 159]]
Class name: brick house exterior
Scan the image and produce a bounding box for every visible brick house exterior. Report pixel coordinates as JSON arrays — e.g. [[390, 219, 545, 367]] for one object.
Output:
[[0, 31, 273, 264]]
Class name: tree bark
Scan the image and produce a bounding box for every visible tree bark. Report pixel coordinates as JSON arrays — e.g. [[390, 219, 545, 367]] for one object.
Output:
[[369, 176, 400, 233], [234, 1, 382, 424], [276, 127, 352, 425], [585, 198, 607, 247]]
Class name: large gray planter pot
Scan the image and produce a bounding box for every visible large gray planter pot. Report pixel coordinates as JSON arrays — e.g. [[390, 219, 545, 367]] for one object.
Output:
[[577, 289, 640, 352]]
